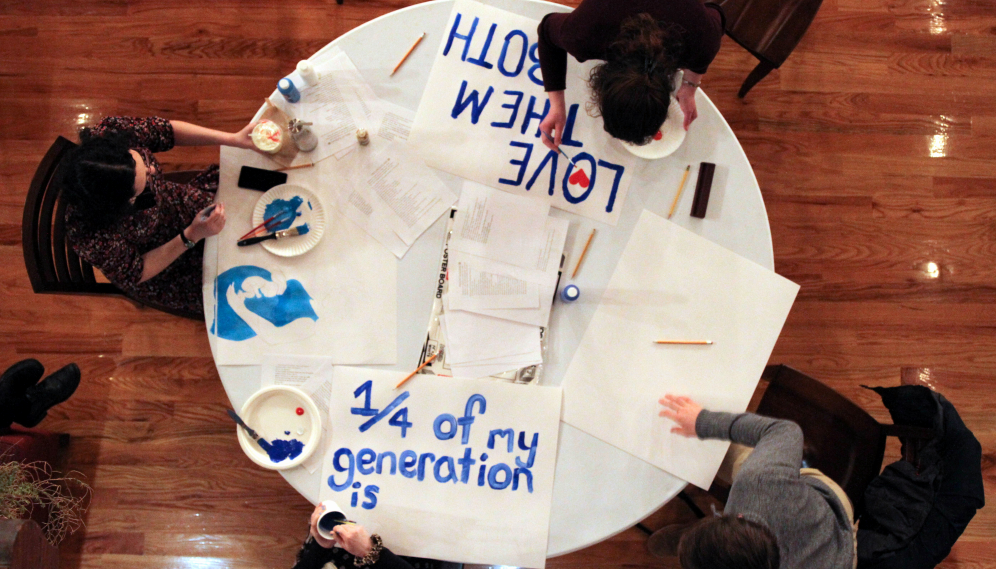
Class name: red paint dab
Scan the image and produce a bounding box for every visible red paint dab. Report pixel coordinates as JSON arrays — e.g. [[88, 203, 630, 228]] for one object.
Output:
[[296, 407, 304, 416], [568, 168, 590, 189], [654, 130, 663, 141]]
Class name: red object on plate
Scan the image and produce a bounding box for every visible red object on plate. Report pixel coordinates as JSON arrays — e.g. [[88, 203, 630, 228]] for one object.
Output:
[[296, 407, 304, 416], [654, 130, 663, 141]]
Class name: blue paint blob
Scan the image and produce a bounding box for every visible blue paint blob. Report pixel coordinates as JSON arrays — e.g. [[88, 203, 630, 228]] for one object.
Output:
[[212, 265, 319, 341], [257, 438, 305, 462], [284, 431, 291, 435], [264, 196, 305, 231], [307, 201, 313, 210], [352, 481, 362, 489]]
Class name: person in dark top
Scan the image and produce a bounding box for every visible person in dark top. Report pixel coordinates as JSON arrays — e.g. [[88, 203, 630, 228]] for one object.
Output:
[[60, 116, 255, 316], [291, 504, 441, 569], [537, 0, 725, 147]]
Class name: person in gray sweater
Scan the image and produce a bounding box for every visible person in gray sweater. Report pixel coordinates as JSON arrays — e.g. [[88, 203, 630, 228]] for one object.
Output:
[[657, 394, 855, 569]]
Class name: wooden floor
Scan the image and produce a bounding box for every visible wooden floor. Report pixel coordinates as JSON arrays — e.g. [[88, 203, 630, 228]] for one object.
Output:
[[1, 0, 993, 567]]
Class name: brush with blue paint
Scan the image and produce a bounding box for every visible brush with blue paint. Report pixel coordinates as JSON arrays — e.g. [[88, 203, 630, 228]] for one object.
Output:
[[237, 223, 310, 247], [541, 131, 579, 169]]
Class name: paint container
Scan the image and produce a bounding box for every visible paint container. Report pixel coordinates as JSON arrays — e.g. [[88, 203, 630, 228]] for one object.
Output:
[[251, 119, 285, 154], [356, 129, 370, 146], [296, 60, 319, 86], [278, 77, 301, 103], [316, 500, 348, 540], [561, 284, 580, 302], [289, 119, 318, 152]]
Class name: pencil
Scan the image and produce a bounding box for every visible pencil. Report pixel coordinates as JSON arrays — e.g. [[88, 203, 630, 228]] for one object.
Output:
[[668, 165, 691, 219], [395, 351, 439, 389], [571, 228, 596, 279], [391, 33, 425, 76], [276, 162, 314, 172], [655, 340, 713, 345]]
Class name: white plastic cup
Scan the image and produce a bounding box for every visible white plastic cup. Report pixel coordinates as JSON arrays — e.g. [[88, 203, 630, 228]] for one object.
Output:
[[316, 500, 347, 540]]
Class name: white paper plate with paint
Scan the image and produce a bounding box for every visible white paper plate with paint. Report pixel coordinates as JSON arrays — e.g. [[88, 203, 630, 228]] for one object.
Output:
[[236, 385, 322, 470], [622, 98, 686, 160], [252, 184, 326, 257]]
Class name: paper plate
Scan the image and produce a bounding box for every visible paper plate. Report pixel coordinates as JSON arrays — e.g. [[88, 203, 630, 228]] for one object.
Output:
[[622, 98, 686, 160], [236, 385, 322, 471], [252, 184, 326, 257]]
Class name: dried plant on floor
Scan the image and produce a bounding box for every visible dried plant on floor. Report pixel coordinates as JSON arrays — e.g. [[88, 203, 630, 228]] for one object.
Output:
[[0, 458, 92, 545]]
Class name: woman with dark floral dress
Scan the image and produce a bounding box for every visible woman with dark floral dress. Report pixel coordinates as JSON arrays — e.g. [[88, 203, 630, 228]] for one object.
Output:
[[61, 116, 255, 316]]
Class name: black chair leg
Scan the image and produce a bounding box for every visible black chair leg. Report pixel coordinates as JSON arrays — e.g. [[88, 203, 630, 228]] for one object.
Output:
[[738, 59, 777, 98], [678, 490, 707, 519], [337, 0, 343, 4]]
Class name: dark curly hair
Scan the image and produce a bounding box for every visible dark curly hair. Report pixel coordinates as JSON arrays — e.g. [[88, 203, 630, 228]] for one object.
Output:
[[588, 13, 683, 145], [678, 515, 781, 569], [59, 129, 138, 226]]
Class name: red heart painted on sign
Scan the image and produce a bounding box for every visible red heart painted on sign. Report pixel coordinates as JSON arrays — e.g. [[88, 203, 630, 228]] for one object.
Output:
[[569, 168, 590, 189], [654, 130, 663, 141]]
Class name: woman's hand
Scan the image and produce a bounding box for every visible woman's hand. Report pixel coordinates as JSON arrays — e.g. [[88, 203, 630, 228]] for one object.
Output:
[[659, 394, 703, 437], [675, 84, 698, 131], [229, 121, 257, 150], [185, 203, 226, 242], [539, 91, 567, 150], [332, 523, 374, 558], [309, 503, 337, 549]]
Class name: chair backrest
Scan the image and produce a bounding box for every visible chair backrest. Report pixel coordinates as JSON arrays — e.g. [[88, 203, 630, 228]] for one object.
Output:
[[757, 365, 886, 516], [718, 0, 823, 66], [22, 136, 121, 296]]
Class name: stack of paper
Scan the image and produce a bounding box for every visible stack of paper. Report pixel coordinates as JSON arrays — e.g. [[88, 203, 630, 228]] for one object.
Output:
[[441, 183, 567, 377]]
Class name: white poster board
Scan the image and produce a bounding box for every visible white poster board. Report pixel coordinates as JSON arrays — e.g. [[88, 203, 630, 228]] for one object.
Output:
[[410, 0, 637, 225], [320, 368, 562, 568], [210, 147, 397, 365], [561, 211, 800, 489]]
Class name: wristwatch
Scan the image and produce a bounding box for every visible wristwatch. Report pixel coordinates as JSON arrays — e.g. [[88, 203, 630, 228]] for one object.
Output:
[[180, 230, 197, 250]]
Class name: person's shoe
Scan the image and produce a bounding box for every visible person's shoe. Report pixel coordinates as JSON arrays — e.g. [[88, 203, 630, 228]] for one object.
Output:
[[0, 359, 45, 426], [647, 522, 696, 558], [14, 363, 80, 428]]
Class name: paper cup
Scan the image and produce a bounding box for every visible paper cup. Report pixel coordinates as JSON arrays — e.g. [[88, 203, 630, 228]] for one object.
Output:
[[316, 500, 348, 540]]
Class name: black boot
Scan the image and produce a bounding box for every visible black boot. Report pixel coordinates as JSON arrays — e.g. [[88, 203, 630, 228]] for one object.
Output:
[[0, 359, 45, 428], [14, 363, 81, 428]]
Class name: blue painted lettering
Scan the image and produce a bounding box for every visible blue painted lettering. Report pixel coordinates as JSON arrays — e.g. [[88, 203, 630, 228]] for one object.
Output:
[[434, 413, 457, 440], [351, 491, 358, 507], [525, 149, 558, 195], [457, 447, 476, 483], [376, 451, 397, 475], [513, 468, 533, 492], [459, 395, 486, 444], [490, 90, 524, 129], [362, 485, 380, 509], [442, 13, 478, 61], [499, 141, 533, 186], [417, 453, 436, 481], [598, 159, 626, 213], [451, 81, 494, 124], [488, 428, 515, 452], [357, 448, 376, 475], [520, 95, 549, 136], [399, 450, 418, 479], [516, 432, 538, 468], [561, 104, 583, 147], [488, 463, 513, 489], [466, 23, 497, 69], [563, 152, 598, 204], [328, 448, 354, 491], [434, 456, 459, 483], [497, 30, 528, 77], [527, 43, 544, 87]]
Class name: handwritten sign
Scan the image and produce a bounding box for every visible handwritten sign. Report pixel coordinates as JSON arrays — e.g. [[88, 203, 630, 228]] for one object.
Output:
[[410, 0, 637, 225], [319, 367, 562, 568]]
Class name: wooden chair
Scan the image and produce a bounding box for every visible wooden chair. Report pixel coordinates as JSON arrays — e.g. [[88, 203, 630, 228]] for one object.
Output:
[[655, 364, 934, 526], [22, 136, 202, 321], [717, 0, 824, 97]]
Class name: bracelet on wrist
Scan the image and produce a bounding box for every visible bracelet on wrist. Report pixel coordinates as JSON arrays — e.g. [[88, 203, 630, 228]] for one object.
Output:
[[180, 229, 197, 250], [354, 534, 383, 567]]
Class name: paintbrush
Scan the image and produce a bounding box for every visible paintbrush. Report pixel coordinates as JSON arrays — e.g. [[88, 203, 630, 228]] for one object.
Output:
[[237, 224, 310, 247], [541, 131, 579, 169]]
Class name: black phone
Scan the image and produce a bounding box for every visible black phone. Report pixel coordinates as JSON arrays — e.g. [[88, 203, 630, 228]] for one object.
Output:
[[237, 166, 287, 192]]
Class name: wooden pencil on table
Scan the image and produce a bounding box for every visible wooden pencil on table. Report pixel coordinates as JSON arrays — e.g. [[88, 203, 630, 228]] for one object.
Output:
[[571, 229, 596, 279], [395, 351, 439, 389], [275, 163, 314, 172], [391, 33, 425, 76], [667, 165, 691, 219], [655, 340, 713, 345]]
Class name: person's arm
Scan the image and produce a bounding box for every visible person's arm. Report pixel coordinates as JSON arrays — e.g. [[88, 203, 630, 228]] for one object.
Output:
[[675, 70, 702, 130], [539, 90, 567, 150], [302, 505, 414, 569], [138, 203, 225, 282], [660, 395, 803, 478], [170, 120, 255, 150]]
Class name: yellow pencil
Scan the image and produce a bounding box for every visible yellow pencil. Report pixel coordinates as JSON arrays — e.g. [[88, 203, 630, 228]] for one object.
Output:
[[395, 351, 439, 389], [655, 340, 713, 345], [667, 165, 691, 219], [275, 163, 314, 172], [391, 33, 426, 76], [572, 228, 596, 279]]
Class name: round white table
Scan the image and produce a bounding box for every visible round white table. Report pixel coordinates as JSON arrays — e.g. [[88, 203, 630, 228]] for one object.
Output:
[[204, 0, 772, 558]]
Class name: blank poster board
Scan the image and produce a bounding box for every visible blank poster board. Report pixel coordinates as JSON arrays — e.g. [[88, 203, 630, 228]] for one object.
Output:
[[319, 367, 562, 568], [561, 211, 799, 489], [409, 0, 637, 225]]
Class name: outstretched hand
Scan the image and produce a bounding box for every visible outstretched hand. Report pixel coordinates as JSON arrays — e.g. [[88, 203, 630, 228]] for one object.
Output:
[[659, 394, 703, 437], [230, 121, 258, 150], [675, 85, 698, 131]]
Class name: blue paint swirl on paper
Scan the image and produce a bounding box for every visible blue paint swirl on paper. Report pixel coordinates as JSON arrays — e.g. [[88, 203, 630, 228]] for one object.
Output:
[[211, 265, 318, 341]]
